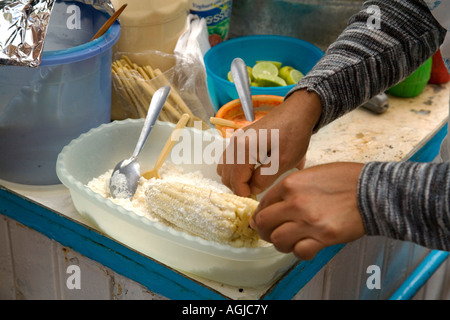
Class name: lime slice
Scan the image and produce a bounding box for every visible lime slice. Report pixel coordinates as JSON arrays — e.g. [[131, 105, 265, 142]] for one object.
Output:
[[252, 62, 279, 79], [255, 74, 287, 87], [227, 69, 254, 83], [227, 71, 234, 82], [279, 66, 293, 81], [247, 66, 255, 81], [255, 60, 282, 69], [286, 69, 304, 85]]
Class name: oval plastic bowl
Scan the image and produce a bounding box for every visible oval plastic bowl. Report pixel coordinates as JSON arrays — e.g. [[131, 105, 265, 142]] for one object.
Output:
[[214, 95, 284, 137], [204, 34, 323, 111], [56, 119, 298, 287]]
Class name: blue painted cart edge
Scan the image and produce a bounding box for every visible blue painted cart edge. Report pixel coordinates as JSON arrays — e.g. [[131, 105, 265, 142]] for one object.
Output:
[[0, 187, 227, 300], [263, 245, 345, 300]]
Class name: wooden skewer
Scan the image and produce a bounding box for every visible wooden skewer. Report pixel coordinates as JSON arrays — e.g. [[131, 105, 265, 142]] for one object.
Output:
[[209, 117, 243, 129], [91, 4, 127, 41], [142, 114, 191, 180], [112, 54, 211, 128], [152, 68, 196, 120]]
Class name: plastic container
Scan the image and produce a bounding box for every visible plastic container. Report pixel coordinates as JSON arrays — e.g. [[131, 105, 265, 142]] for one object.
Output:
[[110, 0, 188, 69], [214, 95, 284, 137], [190, 0, 233, 47], [0, 1, 120, 185], [387, 58, 432, 98], [429, 50, 450, 84], [204, 35, 323, 111], [56, 119, 298, 287]]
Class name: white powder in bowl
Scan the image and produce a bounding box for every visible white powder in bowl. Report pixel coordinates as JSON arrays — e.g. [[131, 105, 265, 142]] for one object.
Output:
[[87, 162, 233, 225]]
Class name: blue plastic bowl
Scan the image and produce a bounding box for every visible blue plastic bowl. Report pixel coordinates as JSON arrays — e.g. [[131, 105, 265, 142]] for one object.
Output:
[[204, 35, 323, 111]]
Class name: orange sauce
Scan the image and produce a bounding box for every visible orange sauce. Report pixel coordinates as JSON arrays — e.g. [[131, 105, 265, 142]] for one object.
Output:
[[229, 110, 270, 128]]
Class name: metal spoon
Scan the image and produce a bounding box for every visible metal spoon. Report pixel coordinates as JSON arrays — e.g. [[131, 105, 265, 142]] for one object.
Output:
[[231, 58, 254, 122], [109, 86, 171, 199]]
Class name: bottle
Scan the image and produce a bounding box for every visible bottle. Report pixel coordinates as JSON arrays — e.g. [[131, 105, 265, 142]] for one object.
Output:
[[429, 50, 450, 84], [189, 0, 232, 47]]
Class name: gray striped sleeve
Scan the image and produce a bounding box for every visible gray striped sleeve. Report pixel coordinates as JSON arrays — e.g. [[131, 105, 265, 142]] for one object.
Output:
[[289, 0, 446, 131], [359, 162, 450, 250], [285, 0, 450, 249]]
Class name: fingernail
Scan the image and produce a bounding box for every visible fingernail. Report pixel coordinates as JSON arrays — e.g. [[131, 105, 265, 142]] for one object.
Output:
[[249, 217, 256, 229]]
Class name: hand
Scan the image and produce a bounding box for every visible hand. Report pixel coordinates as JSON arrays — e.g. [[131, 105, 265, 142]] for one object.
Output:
[[216, 90, 322, 197], [250, 162, 366, 260]]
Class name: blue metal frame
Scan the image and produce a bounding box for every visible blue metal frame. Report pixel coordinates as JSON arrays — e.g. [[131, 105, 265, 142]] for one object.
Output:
[[389, 250, 449, 300], [390, 123, 449, 300]]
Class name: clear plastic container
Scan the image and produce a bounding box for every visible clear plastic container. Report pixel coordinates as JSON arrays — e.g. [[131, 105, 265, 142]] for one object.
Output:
[[56, 119, 298, 287], [0, 1, 120, 185]]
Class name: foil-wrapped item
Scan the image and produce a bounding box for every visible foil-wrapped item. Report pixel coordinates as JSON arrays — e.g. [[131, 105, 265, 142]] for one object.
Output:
[[0, 0, 115, 68]]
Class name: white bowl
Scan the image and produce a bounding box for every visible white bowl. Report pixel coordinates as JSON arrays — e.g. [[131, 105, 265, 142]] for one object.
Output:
[[56, 119, 297, 287]]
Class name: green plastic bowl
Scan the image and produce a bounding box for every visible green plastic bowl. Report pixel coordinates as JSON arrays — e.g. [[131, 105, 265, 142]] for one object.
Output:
[[387, 58, 432, 98]]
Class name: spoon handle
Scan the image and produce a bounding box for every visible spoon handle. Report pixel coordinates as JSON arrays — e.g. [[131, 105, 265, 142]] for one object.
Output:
[[231, 58, 254, 122], [131, 86, 171, 159]]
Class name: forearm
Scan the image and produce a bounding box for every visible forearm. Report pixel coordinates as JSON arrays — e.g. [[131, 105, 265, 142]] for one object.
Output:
[[289, 0, 446, 131], [358, 161, 450, 251]]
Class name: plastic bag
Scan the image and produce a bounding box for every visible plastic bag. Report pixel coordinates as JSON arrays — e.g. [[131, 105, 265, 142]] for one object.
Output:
[[111, 15, 215, 129], [111, 52, 208, 128]]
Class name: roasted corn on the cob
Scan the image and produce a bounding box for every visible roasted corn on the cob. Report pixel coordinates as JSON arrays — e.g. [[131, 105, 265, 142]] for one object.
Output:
[[146, 180, 260, 247]]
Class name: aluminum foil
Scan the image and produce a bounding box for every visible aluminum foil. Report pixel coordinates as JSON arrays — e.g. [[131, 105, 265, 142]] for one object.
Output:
[[0, 0, 114, 67]]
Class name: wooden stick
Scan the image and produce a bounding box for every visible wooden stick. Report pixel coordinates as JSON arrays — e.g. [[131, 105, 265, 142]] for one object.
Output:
[[121, 55, 133, 67], [134, 76, 183, 121], [153, 69, 193, 115], [112, 55, 212, 127], [144, 113, 191, 179], [91, 4, 127, 41], [209, 117, 243, 129], [144, 65, 156, 79], [120, 68, 147, 117]]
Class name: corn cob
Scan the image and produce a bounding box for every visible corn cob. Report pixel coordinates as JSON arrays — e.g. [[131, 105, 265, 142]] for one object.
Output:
[[146, 180, 260, 247]]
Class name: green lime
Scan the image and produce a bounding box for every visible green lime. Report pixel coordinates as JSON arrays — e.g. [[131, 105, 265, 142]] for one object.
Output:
[[255, 60, 282, 69], [252, 62, 279, 79], [255, 74, 287, 87], [286, 69, 303, 85], [279, 66, 294, 81], [250, 81, 260, 87]]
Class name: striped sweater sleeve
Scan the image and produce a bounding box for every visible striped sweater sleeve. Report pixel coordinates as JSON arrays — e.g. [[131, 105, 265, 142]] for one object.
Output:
[[359, 162, 450, 250], [289, 1, 450, 250], [289, 0, 446, 131]]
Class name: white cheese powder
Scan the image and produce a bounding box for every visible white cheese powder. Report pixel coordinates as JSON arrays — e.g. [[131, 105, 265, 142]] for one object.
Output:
[[87, 162, 233, 225]]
